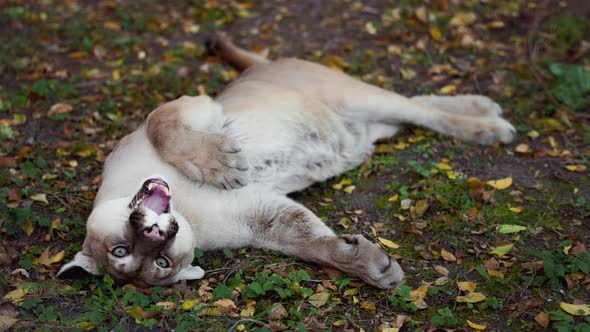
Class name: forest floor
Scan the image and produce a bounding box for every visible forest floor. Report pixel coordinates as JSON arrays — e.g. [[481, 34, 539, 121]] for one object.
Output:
[[0, 0, 589, 331]]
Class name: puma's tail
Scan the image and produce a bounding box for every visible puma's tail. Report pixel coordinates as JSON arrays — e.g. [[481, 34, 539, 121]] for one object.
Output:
[[207, 32, 270, 71]]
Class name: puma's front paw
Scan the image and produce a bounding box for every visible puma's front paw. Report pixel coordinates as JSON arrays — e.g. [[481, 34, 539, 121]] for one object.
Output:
[[200, 134, 250, 190], [174, 133, 250, 190], [332, 234, 404, 289]]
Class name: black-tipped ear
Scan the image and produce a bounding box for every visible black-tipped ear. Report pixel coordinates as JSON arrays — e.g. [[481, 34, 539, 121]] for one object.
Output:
[[57, 251, 101, 279]]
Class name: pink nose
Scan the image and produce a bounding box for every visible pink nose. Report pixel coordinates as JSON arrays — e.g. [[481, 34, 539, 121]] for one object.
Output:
[[143, 225, 165, 241]]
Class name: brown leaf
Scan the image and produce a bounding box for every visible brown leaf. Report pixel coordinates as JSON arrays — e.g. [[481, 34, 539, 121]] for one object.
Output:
[[534, 312, 549, 328], [441, 248, 456, 262], [48, 103, 73, 116], [269, 303, 288, 319], [0, 157, 17, 168]]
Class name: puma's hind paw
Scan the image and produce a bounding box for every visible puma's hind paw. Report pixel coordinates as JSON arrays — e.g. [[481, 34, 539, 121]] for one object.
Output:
[[332, 234, 404, 289]]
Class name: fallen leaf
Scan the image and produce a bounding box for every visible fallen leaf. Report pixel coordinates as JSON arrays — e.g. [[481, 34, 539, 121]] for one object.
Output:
[[30, 193, 48, 204], [361, 301, 376, 311], [0, 315, 18, 332], [182, 299, 200, 311], [456, 292, 486, 303], [466, 319, 487, 330], [441, 248, 456, 262], [565, 165, 587, 172], [439, 84, 456, 94], [497, 224, 526, 234], [343, 185, 356, 194], [388, 194, 399, 202], [534, 312, 549, 328], [490, 244, 513, 256], [450, 12, 477, 26], [457, 281, 477, 292], [269, 303, 288, 319], [560, 302, 590, 316], [486, 177, 512, 190], [430, 27, 443, 41], [2, 289, 25, 303], [515, 144, 530, 153], [308, 292, 330, 308], [365, 22, 377, 35], [22, 219, 33, 236], [434, 265, 449, 276], [508, 206, 524, 213], [378, 237, 401, 249], [48, 103, 73, 116]]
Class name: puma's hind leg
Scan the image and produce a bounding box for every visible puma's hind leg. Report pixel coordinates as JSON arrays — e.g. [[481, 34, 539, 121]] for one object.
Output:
[[248, 198, 404, 289], [334, 86, 516, 145], [410, 94, 503, 117]]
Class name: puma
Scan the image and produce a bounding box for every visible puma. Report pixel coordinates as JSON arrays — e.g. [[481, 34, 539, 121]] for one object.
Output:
[[58, 33, 515, 288]]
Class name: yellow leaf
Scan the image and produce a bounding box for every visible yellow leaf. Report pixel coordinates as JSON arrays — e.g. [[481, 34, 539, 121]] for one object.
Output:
[[527, 130, 540, 139], [2, 289, 26, 303], [343, 185, 356, 194], [394, 142, 409, 149], [333, 319, 347, 327], [508, 206, 524, 213], [466, 319, 487, 330], [515, 144, 530, 153], [30, 193, 48, 204], [49, 250, 65, 264], [400, 68, 416, 80], [446, 171, 459, 180], [22, 219, 34, 236], [388, 194, 399, 202], [441, 248, 456, 262], [487, 270, 504, 279], [490, 244, 513, 256], [439, 84, 456, 94], [308, 292, 330, 308], [565, 165, 587, 172], [0, 315, 19, 331], [456, 292, 486, 303], [75, 322, 96, 331], [486, 177, 512, 190], [437, 163, 452, 170], [457, 281, 477, 292], [182, 299, 200, 311], [408, 283, 430, 302], [560, 302, 590, 316], [361, 301, 376, 311], [378, 237, 400, 249], [365, 22, 377, 35], [430, 27, 443, 41]]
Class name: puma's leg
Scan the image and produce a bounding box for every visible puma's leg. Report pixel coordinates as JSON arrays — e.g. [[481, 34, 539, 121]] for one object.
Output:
[[336, 87, 515, 145], [248, 199, 404, 289], [147, 95, 249, 189], [410, 94, 503, 117]]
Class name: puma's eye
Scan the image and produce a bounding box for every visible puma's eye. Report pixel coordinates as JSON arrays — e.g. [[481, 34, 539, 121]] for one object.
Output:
[[155, 256, 170, 268], [111, 246, 128, 257]]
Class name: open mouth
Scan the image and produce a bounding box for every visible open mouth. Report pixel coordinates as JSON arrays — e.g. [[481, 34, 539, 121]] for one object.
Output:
[[129, 178, 171, 215]]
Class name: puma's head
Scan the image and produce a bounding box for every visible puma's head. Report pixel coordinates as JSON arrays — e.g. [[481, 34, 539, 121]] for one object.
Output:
[[58, 177, 204, 286]]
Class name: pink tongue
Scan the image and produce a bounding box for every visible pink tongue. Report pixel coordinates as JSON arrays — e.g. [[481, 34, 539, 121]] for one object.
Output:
[[144, 225, 165, 240], [142, 186, 171, 215]]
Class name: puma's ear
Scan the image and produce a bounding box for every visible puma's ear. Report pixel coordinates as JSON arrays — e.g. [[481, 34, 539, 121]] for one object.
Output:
[[57, 251, 101, 279], [176, 265, 205, 281]]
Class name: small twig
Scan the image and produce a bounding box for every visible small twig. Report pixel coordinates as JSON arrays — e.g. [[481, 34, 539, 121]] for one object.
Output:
[[228, 318, 270, 332]]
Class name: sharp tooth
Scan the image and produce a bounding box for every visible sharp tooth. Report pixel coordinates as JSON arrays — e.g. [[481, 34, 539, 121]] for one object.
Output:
[[163, 187, 169, 194], [148, 183, 154, 190]]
